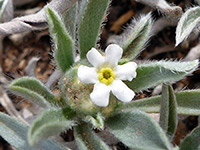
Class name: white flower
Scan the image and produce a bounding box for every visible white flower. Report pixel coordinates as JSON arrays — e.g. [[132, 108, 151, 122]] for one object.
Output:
[[77, 44, 137, 107]]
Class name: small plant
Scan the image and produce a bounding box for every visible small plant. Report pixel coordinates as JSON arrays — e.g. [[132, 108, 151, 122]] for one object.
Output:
[[0, 1, 200, 150]]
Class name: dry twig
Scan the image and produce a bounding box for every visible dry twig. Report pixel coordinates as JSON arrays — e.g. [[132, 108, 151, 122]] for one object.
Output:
[[110, 10, 134, 33], [135, 0, 182, 19], [13, 0, 37, 7], [15, 7, 42, 16], [183, 43, 200, 61], [152, 17, 177, 35], [144, 44, 178, 59], [46, 69, 62, 89], [25, 57, 40, 77], [0, 66, 28, 125], [0, 0, 77, 36]]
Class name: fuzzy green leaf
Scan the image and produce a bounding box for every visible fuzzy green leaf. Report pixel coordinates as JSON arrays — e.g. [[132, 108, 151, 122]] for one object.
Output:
[[0, 112, 69, 150], [106, 110, 171, 150], [159, 84, 170, 131], [180, 125, 200, 150], [120, 95, 160, 113], [74, 123, 110, 150], [78, 0, 110, 58], [120, 89, 200, 115], [167, 85, 178, 139], [46, 7, 74, 73], [176, 7, 200, 46], [159, 84, 177, 140], [121, 13, 152, 59], [28, 107, 76, 145], [8, 77, 65, 107], [63, 2, 77, 40], [126, 60, 198, 92]]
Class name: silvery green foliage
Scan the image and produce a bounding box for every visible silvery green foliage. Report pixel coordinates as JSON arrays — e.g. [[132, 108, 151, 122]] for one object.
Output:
[[78, 0, 110, 58], [159, 84, 177, 141], [28, 108, 76, 145], [120, 89, 200, 115], [176, 7, 200, 46], [0, 112, 69, 150], [106, 110, 172, 150], [109, 13, 152, 61], [179, 125, 200, 150], [126, 60, 198, 92], [9, 77, 66, 107], [74, 123, 110, 150], [1, 1, 200, 150], [46, 7, 74, 73], [121, 13, 152, 60]]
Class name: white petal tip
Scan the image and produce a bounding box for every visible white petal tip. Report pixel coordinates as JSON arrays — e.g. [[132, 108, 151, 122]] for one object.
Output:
[[86, 48, 104, 68], [123, 92, 135, 103], [90, 83, 110, 107], [115, 62, 137, 81], [90, 94, 109, 107], [105, 44, 123, 66], [111, 80, 135, 103]]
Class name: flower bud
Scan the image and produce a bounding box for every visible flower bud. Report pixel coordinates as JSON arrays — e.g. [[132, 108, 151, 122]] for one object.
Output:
[[59, 62, 122, 117]]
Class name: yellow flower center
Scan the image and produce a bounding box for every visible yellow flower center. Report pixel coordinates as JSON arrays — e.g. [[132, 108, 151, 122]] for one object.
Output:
[[98, 68, 115, 85]]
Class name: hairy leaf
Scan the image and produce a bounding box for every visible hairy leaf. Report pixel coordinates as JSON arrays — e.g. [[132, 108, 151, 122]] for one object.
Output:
[[74, 123, 110, 150], [167, 85, 178, 139], [8, 77, 65, 107], [176, 7, 200, 46], [78, 0, 110, 58], [120, 89, 200, 115], [180, 125, 200, 150], [28, 107, 76, 145], [0, 112, 69, 150], [126, 60, 198, 92], [121, 13, 152, 59], [159, 84, 170, 131], [159, 84, 177, 140], [106, 110, 171, 150], [46, 7, 74, 73]]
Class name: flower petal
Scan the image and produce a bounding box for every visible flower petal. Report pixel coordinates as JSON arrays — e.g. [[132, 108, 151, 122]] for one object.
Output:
[[77, 65, 98, 84], [86, 48, 105, 68], [105, 44, 123, 67], [115, 62, 137, 81], [90, 83, 110, 107], [111, 80, 135, 103]]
